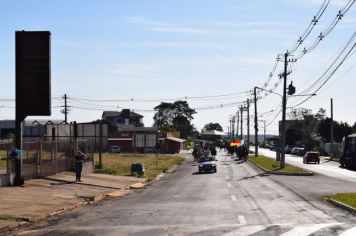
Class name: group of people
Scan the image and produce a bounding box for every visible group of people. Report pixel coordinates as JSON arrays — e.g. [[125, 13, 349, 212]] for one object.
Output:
[[192, 142, 217, 162], [192, 140, 248, 161]]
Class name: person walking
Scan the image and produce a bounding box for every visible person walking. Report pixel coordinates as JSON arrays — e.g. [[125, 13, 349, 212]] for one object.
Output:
[[74, 151, 85, 182]]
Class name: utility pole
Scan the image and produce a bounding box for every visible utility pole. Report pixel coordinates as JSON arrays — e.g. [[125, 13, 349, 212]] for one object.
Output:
[[240, 106, 243, 140], [229, 119, 232, 140], [62, 94, 69, 124], [247, 99, 250, 151], [280, 52, 288, 169], [236, 111, 239, 138], [254, 87, 258, 157], [264, 120, 266, 143], [232, 117, 235, 139], [330, 98, 334, 159]]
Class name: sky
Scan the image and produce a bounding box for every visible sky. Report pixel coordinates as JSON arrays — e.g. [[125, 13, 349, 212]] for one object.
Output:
[[0, 0, 355, 135]]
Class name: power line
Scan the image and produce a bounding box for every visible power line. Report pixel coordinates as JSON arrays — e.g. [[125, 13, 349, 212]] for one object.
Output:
[[292, 0, 356, 60], [289, 0, 331, 53]]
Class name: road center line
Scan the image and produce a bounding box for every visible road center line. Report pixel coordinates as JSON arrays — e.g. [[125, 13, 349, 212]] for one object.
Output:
[[238, 215, 246, 225], [231, 195, 237, 201]]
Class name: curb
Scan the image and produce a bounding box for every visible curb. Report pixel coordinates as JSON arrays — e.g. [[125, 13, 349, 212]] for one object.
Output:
[[325, 197, 356, 214], [248, 160, 314, 176]]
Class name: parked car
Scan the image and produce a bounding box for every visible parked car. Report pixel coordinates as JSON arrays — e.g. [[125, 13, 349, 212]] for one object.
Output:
[[285, 145, 295, 154], [108, 146, 121, 153], [270, 144, 277, 151], [198, 155, 217, 173], [303, 151, 320, 164], [291, 147, 305, 156]]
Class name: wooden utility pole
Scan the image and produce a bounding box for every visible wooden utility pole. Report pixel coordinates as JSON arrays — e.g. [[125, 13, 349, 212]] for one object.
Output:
[[254, 87, 258, 157], [247, 99, 250, 151], [330, 98, 334, 159]]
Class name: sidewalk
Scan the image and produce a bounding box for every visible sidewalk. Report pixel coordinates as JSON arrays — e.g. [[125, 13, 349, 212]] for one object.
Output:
[[0, 172, 146, 234]]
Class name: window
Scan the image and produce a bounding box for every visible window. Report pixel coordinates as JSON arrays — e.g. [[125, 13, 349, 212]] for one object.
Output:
[[135, 134, 145, 147], [145, 134, 156, 147]]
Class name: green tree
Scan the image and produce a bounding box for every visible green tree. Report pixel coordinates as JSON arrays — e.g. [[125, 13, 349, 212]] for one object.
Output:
[[202, 123, 223, 132], [288, 107, 322, 150], [93, 119, 118, 133], [153, 100, 196, 138]]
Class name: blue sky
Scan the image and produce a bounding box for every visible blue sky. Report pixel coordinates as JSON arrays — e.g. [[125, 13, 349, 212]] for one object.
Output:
[[0, 0, 355, 134]]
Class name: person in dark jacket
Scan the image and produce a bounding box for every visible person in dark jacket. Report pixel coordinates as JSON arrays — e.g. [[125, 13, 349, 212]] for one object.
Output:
[[74, 151, 85, 182]]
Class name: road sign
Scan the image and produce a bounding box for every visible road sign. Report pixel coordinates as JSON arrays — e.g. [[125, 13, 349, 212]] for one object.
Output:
[[16, 31, 51, 119]]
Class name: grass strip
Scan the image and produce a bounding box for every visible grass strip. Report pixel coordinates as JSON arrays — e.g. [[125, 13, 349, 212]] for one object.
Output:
[[0, 159, 7, 170], [329, 193, 356, 209], [94, 153, 185, 181], [248, 155, 306, 173]]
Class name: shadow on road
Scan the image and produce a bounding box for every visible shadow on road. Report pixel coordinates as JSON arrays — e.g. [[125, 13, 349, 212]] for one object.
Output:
[[237, 172, 270, 181], [192, 172, 216, 175]]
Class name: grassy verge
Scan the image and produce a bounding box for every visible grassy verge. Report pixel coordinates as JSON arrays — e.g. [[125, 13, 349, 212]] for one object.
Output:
[[248, 155, 307, 173], [93, 153, 185, 181], [0, 158, 7, 170], [329, 193, 356, 209]]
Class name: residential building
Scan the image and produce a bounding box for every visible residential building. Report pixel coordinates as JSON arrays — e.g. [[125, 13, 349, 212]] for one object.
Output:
[[102, 109, 144, 128]]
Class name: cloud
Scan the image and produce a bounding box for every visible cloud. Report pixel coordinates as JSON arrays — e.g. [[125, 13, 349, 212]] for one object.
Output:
[[125, 16, 223, 35], [284, 0, 348, 7], [218, 21, 304, 28]]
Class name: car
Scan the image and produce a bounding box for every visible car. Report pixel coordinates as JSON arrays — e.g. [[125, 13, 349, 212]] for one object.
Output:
[[108, 146, 121, 153], [198, 155, 217, 173], [285, 145, 295, 154], [303, 151, 320, 164], [291, 147, 305, 156], [270, 144, 277, 151]]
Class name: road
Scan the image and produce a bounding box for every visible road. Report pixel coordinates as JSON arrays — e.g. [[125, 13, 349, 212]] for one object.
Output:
[[255, 147, 356, 182], [12, 151, 356, 236]]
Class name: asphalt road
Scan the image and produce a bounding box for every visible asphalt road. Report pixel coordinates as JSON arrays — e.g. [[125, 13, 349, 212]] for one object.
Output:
[[12, 151, 356, 236]]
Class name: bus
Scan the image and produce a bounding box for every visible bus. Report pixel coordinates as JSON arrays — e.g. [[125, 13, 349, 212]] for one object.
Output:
[[341, 134, 356, 169]]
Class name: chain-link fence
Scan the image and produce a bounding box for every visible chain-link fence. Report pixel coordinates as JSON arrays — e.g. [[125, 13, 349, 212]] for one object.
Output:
[[0, 139, 93, 180]]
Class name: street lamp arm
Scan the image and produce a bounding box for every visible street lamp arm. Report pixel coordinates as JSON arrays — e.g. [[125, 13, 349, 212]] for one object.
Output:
[[255, 86, 282, 98]]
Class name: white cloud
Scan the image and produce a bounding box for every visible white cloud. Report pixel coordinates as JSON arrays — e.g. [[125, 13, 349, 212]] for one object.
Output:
[[218, 21, 304, 28], [284, 0, 348, 8]]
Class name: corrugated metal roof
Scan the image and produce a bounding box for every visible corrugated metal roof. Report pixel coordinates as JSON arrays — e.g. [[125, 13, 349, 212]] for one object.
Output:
[[166, 136, 186, 143]]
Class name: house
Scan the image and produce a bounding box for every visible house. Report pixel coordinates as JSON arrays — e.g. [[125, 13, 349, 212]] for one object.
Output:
[[108, 127, 158, 153], [158, 132, 186, 154], [102, 109, 144, 128]]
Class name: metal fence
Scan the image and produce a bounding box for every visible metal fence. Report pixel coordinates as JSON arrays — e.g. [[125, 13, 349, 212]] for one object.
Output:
[[0, 139, 94, 180]]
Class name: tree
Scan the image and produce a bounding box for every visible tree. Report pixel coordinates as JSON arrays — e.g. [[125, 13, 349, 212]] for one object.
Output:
[[153, 100, 196, 138], [318, 119, 353, 143], [93, 119, 118, 133], [288, 108, 321, 150], [202, 123, 223, 132]]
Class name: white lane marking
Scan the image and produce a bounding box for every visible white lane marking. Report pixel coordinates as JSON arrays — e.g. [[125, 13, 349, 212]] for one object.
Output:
[[238, 215, 246, 225], [227, 182, 232, 188], [280, 223, 342, 236], [339, 227, 356, 236], [222, 225, 266, 236], [231, 195, 237, 201]]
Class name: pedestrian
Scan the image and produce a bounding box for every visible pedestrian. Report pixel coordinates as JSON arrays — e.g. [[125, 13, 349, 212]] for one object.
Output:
[[74, 151, 85, 182]]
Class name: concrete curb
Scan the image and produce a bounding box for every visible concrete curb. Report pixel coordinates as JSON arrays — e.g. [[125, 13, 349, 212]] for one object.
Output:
[[325, 197, 356, 214], [248, 160, 314, 176]]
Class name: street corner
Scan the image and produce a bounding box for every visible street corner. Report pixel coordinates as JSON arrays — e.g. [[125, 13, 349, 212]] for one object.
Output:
[[130, 182, 145, 189]]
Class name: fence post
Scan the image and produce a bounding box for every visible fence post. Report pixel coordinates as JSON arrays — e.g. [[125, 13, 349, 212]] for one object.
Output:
[[38, 140, 42, 178]]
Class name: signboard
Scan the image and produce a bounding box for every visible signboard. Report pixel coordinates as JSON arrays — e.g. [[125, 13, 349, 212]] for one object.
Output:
[[230, 139, 244, 147], [16, 31, 51, 120]]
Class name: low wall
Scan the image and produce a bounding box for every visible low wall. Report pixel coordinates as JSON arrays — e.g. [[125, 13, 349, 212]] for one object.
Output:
[[0, 173, 11, 187]]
